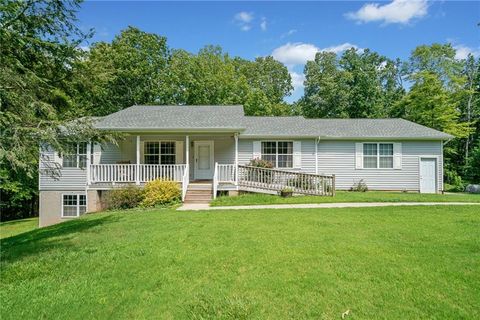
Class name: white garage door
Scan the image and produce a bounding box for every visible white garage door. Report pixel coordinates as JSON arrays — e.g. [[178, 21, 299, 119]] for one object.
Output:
[[420, 158, 437, 193]]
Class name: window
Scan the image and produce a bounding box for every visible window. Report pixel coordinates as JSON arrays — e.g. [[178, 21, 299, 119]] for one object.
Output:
[[261, 141, 293, 168], [363, 143, 394, 169], [62, 143, 87, 168], [62, 194, 86, 217], [144, 141, 176, 164]]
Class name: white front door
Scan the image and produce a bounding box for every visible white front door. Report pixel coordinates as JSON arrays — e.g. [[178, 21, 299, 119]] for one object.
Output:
[[194, 141, 214, 180], [420, 158, 437, 193]]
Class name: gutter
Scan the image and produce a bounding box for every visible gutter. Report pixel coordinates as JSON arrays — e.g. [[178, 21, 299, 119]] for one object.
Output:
[[95, 127, 246, 133]]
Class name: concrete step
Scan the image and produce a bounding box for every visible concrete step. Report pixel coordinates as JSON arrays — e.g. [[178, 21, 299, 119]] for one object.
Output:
[[186, 190, 212, 195], [188, 185, 213, 191], [185, 195, 212, 201], [184, 200, 211, 204]]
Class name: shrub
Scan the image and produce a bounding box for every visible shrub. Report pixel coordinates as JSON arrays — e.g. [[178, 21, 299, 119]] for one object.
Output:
[[248, 158, 273, 169], [245, 158, 274, 184], [444, 168, 465, 192], [104, 185, 144, 210], [141, 179, 181, 207], [351, 179, 368, 192]]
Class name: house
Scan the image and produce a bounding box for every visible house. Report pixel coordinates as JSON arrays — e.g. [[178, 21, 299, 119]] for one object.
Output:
[[39, 105, 452, 226]]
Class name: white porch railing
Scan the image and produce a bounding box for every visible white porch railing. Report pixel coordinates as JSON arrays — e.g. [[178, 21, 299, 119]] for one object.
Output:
[[90, 164, 186, 183], [139, 164, 185, 182], [213, 163, 237, 199], [217, 164, 237, 183]]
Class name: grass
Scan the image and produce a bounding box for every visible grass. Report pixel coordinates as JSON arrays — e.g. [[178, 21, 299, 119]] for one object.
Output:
[[1, 206, 479, 319], [211, 190, 480, 206], [0, 217, 38, 239]]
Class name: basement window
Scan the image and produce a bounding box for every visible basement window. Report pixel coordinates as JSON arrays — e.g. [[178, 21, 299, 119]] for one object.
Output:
[[62, 194, 86, 218]]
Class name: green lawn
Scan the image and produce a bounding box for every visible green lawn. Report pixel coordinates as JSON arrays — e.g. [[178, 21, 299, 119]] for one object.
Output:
[[1, 206, 479, 319], [211, 190, 480, 206], [0, 217, 38, 240]]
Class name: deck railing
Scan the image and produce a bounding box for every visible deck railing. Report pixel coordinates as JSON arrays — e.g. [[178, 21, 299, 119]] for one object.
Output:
[[90, 164, 186, 183], [217, 164, 237, 183], [237, 165, 335, 196], [213, 163, 237, 199]]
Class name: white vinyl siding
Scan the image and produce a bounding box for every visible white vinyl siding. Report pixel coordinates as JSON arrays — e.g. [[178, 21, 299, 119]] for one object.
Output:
[[238, 139, 314, 172], [318, 140, 443, 192]]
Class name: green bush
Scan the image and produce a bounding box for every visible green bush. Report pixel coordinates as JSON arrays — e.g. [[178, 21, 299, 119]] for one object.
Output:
[[248, 158, 273, 169], [141, 179, 181, 207], [444, 168, 465, 192], [350, 180, 368, 192], [104, 185, 144, 210]]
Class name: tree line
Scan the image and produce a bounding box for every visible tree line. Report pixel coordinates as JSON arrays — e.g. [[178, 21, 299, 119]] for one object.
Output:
[[1, 0, 479, 220]]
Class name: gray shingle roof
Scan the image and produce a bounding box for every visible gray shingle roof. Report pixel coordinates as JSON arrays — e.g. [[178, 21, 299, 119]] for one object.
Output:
[[94, 105, 245, 131], [242, 117, 453, 139], [94, 105, 452, 140]]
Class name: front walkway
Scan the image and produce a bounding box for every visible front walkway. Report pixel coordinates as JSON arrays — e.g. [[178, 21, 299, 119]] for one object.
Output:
[[177, 202, 480, 211]]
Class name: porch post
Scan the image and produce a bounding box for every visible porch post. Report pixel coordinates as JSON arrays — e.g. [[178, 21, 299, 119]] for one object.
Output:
[[234, 133, 238, 185], [136, 136, 140, 185], [86, 141, 91, 185], [185, 135, 189, 168]]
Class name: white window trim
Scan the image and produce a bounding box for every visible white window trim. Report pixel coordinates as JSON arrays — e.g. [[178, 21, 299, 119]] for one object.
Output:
[[261, 140, 294, 169], [143, 140, 176, 165], [62, 143, 87, 169], [61, 193, 87, 218], [362, 142, 395, 170]]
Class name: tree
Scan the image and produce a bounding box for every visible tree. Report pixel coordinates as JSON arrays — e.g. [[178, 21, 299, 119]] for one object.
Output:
[[300, 48, 403, 119], [165, 46, 250, 105], [235, 56, 293, 104], [406, 43, 462, 87], [71, 26, 170, 116], [340, 48, 404, 118], [0, 0, 114, 219], [397, 72, 471, 137], [301, 51, 350, 118]]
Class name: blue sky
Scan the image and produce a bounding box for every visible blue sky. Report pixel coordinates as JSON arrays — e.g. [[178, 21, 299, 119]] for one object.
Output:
[[78, 1, 479, 102]]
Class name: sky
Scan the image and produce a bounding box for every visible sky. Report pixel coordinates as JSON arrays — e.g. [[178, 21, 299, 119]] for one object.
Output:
[[78, 0, 480, 102]]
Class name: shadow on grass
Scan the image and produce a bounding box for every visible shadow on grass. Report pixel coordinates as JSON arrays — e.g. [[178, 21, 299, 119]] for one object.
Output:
[[0, 214, 120, 265]]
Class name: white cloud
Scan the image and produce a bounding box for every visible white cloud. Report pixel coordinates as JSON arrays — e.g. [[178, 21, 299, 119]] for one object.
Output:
[[234, 11, 254, 31], [345, 0, 428, 25], [260, 17, 267, 31], [322, 42, 359, 54], [290, 71, 305, 92], [454, 44, 480, 60], [281, 29, 297, 38], [271, 42, 359, 65], [272, 43, 319, 65], [234, 11, 253, 23]]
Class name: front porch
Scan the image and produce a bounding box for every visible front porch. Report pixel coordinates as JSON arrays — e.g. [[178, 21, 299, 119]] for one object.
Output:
[[86, 133, 240, 200], [85, 133, 335, 201]]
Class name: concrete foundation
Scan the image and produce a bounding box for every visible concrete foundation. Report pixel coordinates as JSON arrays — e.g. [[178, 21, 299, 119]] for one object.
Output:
[[228, 190, 239, 196], [39, 190, 88, 227]]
